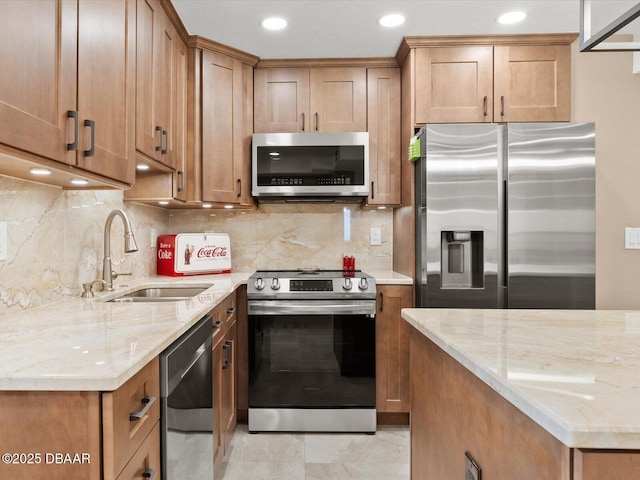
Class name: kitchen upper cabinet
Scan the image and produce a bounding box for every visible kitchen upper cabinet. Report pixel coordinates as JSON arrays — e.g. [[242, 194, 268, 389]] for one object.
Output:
[[254, 68, 309, 133], [254, 66, 367, 133], [494, 45, 571, 122], [136, 0, 177, 169], [376, 285, 413, 414], [124, 12, 188, 205], [415, 46, 494, 124], [197, 41, 257, 206], [407, 34, 576, 124], [0, 0, 77, 167], [365, 68, 401, 207], [0, 0, 136, 186]]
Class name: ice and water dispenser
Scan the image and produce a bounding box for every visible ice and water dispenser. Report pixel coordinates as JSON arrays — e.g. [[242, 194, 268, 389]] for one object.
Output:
[[440, 231, 484, 289]]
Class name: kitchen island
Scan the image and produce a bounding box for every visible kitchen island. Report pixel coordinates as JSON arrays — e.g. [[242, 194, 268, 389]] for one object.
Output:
[[403, 308, 640, 480]]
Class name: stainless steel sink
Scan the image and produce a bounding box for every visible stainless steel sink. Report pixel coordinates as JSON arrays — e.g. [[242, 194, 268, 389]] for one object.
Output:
[[105, 286, 210, 303]]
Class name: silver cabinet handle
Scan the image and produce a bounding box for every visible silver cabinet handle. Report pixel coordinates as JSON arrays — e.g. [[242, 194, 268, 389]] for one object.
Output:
[[83, 119, 95, 157], [177, 170, 184, 193], [483, 96, 488, 117], [301, 112, 305, 132], [142, 469, 157, 479], [129, 395, 156, 421], [222, 340, 233, 369], [155, 126, 162, 152], [213, 319, 223, 329], [227, 306, 236, 315], [161, 129, 169, 154], [500, 96, 505, 117], [67, 110, 79, 150]]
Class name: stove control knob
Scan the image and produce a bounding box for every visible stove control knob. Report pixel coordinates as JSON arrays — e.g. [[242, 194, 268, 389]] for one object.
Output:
[[271, 277, 281, 290], [358, 277, 369, 291], [254, 277, 265, 290], [342, 277, 353, 291]]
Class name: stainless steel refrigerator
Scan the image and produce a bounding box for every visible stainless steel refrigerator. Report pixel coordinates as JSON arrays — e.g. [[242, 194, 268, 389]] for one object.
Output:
[[414, 123, 595, 309]]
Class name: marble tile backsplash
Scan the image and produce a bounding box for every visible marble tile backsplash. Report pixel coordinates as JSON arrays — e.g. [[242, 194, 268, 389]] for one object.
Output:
[[0, 177, 393, 314], [0, 176, 170, 315]]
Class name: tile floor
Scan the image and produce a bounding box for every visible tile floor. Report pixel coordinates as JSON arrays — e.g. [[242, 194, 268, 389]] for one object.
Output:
[[218, 425, 410, 480]]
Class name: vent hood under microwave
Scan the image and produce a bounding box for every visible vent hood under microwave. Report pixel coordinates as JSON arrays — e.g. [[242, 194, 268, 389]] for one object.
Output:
[[251, 132, 369, 202]]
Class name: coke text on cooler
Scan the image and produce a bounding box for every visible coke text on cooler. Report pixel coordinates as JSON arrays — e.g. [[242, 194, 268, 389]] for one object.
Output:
[[157, 233, 231, 276]]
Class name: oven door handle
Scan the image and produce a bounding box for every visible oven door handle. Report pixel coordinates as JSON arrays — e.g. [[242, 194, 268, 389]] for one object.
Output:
[[248, 300, 376, 316]]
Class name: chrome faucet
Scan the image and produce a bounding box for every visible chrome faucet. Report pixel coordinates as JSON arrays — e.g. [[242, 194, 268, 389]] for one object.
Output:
[[102, 209, 138, 291]]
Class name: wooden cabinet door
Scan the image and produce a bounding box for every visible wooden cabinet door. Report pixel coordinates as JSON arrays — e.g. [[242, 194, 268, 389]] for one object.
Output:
[[366, 68, 401, 207], [237, 63, 255, 206], [494, 45, 571, 122], [115, 423, 161, 480], [0, 0, 77, 165], [376, 285, 413, 413], [415, 46, 493, 124], [172, 34, 188, 201], [201, 50, 242, 203], [254, 68, 309, 133], [135, 0, 163, 162], [310, 67, 367, 132], [221, 321, 237, 455], [77, 0, 135, 184], [212, 330, 224, 465]]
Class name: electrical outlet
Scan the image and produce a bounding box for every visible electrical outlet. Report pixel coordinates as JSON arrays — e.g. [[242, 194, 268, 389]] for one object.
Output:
[[370, 227, 382, 246], [0, 221, 7, 261], [625, 227, 640, 249]]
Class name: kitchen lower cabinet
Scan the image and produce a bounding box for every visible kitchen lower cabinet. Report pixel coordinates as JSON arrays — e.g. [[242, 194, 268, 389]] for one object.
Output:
[[409, 326, 640, 480], [0, 0, 136, 187], [0, 357, 159, 480], [212, 291, 238, 472], [376, 285, 413, 417]]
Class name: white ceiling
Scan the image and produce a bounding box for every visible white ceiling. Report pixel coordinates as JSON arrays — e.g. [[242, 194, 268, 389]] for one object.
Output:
[[171, 0, 589, 59]]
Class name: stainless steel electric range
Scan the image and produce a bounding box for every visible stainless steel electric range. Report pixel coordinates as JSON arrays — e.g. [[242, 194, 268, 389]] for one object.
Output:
[[247, 269, 377, 433]]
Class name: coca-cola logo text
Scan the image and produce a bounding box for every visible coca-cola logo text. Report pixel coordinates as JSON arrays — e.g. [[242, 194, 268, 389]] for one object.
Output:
[[158, 250, 173, 260], [197, 246, 228, 258]]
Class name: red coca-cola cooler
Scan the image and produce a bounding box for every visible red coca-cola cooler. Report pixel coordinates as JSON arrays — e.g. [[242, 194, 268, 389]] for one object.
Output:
[[157, 233, 231, 276]]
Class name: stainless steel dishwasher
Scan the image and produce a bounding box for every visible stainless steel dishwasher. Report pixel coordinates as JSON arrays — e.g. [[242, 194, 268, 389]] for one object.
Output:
[[160, 315, 213, 479]]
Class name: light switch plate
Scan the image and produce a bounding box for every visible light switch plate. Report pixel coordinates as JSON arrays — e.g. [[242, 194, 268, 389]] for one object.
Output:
[[625, 227, 640, 249], [0, 221, 7, 261], [370, 227, 382, 246]]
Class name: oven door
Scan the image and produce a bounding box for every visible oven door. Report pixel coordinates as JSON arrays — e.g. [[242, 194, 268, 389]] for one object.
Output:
[[248, 300, 376, 411]]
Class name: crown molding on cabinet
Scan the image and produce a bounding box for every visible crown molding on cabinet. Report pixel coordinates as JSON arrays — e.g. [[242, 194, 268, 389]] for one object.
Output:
[[396, 33, 579, 64], [187, 35, 260, 65], [256, 57, 399, 69]]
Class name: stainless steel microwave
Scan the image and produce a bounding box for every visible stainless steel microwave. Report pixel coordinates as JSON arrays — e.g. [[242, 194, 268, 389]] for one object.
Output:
[[251, 132, 369, 200]]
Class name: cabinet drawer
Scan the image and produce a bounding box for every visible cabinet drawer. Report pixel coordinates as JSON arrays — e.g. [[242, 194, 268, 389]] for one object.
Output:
[[116, 422, 161, 480], [103, 357, 160, 480]]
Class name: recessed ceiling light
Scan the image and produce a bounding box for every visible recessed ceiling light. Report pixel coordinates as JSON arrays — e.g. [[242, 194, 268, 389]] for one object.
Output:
[[261, 17, 287, 31], [70, 179, 89, 186], [497, 11, 527, 25], [158, 201, 169, 205], [136, 164, 150, 171], [378, 14, 405, 28], [29, 168, 52, 176], [202, 203, 213, 209], [224, 205, 234, 209]]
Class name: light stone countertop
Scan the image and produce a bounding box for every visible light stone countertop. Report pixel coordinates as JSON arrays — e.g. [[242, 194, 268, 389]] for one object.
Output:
[[0, 273, 251, 392], [402, 308, 640, 449], [0, 270, 408, 392], [367, 270, 413, 285]]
